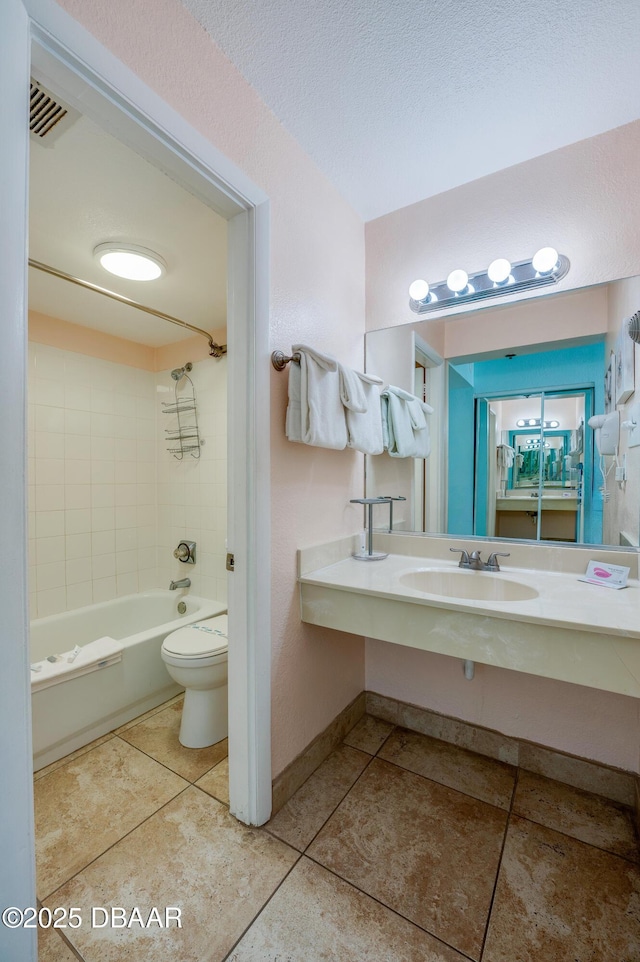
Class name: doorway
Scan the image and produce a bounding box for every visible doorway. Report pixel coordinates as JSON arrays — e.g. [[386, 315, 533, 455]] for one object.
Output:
[[1, 5, 271, 952]]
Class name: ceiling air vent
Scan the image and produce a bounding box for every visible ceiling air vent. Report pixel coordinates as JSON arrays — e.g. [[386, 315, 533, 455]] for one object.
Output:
[[29, 80, 79, 146]]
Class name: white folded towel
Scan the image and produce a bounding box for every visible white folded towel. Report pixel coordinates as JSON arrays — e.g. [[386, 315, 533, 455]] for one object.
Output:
[[31, 636, 123, 692], [286, 344, 347, 450], [381, 385, 433, 458], [338, 364, 384, 455]]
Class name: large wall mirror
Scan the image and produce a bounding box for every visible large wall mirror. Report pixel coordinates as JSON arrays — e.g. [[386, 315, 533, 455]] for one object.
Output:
[[365, 274, 640, 549]]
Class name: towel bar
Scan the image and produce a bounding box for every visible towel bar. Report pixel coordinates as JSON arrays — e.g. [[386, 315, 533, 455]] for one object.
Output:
[[271, 350, 301, 371]]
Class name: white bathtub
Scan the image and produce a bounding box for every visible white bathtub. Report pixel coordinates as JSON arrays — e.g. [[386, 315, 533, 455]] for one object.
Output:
[[30, 591, 226, 770]]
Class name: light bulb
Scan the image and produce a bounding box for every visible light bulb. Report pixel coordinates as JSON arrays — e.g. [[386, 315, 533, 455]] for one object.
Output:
[[528, 419, 537, 426], [549, 420, 559, 428], [487, 258, 512, 284], [516, 419, 525, 427], [94, 243, 166, 281], [447, 269, 468, 294], [532, 247, 559, 274], [409, 279, 430, 301]]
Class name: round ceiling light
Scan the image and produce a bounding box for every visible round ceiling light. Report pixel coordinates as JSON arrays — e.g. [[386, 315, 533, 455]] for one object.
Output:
[[94, 243, 166, 281]]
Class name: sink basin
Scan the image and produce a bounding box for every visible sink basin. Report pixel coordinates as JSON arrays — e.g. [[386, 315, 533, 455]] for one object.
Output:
[[399, 568, 539, 602]]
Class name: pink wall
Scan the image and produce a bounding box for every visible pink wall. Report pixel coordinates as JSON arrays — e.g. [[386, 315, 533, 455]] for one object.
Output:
[[366, 120, 640, 333], [365, 122, 640, 773], [57, 0, 366, 777]]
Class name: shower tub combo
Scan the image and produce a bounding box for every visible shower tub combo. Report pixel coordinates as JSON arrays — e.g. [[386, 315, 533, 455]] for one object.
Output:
[[30, 590, 226, 770]]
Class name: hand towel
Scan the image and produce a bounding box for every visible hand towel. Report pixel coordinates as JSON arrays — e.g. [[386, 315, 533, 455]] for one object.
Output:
[[338, 364, 384, 455], [31, 636, 123, 692], [382, 385, 433, 458], [286, 344, 347, 449]]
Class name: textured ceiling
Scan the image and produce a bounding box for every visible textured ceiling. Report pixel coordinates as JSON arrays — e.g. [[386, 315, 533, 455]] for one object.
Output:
[[180, 0, 640, 221], [29, 112, 227, 347]]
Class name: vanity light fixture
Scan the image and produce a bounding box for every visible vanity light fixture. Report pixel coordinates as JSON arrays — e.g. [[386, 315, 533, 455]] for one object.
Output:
[[94, 243, 166, 281], [516, 418, 560, 429], [409, 247, 569, 314]]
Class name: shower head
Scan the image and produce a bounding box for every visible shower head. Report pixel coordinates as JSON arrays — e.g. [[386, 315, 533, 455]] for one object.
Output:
[[170, 362, 192, 381]]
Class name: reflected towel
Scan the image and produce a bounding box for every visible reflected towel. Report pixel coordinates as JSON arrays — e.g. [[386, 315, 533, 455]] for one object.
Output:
[[31, 636, 123, 692], [381, 385, 433, 458], [338, 364, 384, 455], [285, 344, 347, 449]]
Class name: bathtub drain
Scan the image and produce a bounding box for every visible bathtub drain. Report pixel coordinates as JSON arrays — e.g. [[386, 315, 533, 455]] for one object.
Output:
[[177, 601, 187, 615]]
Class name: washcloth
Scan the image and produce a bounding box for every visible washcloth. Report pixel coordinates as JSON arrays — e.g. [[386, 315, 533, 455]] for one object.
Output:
[[31, 636, 123, 692], [381, 385, 433, 458], [338, 364, 384, 455], [285, 344, 347, 449]]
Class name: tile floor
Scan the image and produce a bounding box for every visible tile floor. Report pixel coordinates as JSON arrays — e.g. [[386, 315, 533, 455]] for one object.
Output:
[[35, 702, 640, 961]]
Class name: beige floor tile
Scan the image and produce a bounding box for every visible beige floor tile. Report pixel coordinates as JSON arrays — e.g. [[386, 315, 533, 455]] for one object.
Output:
[[37, 925, 79, 961], [113, 693, 184, 734], [119, 700, 228, 782], [379, 727, 516, 809], [484, 815, 640, 962], [514, 770, 639, 860], [307, 758, 507, 960], [228, 856, 468, 962], [195, 757, 229, 805], [267, 745, 370, 851], [343, 714, 395, 754], [35, 737, 188, 899], [45, 786, 298, 962], [34, 733, 115, 781]]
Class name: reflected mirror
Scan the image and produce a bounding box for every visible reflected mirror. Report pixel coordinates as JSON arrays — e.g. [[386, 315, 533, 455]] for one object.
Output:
[[365, 276, 640, 548]]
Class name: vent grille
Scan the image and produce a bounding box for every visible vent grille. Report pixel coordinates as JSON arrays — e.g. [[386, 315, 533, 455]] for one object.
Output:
[[29, 80, 79, 145]]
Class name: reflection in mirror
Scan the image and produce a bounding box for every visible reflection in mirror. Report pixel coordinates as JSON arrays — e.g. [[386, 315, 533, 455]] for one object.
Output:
[[365, 276, 640, 548]]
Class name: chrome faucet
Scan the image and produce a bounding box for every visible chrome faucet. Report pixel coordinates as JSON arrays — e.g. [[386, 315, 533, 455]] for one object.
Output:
[[450, 548, 510, 572], [169, 577, 191, 590]]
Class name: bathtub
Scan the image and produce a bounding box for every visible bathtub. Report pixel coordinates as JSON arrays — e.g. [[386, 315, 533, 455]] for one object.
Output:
[[30, 590, 226, 771]]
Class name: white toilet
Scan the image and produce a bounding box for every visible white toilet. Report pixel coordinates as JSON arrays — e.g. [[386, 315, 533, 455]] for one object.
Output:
[[161, 615, 228, 749]]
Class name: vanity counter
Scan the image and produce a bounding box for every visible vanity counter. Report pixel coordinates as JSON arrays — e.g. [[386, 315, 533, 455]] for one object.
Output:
[[298, 541, 640, 697]]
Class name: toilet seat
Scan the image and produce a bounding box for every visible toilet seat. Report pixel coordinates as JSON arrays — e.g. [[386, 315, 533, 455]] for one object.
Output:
[[161, 615, 228, 668]]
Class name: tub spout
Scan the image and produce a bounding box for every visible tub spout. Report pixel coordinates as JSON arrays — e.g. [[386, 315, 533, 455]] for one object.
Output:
[[170, 578, 191, 590]]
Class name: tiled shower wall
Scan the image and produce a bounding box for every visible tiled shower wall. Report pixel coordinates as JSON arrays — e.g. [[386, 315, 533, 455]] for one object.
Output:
[[156, 357, 228, 603], [28, 342, 227, 619]]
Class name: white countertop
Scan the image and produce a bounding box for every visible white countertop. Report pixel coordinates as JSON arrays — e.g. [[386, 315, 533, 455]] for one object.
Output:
[[299, 553, 640, 640]]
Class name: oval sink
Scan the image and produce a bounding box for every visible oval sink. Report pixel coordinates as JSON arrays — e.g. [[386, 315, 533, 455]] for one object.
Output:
[[399, 568, 539, 602]]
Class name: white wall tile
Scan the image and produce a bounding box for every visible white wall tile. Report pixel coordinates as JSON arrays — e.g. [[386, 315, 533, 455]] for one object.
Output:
[[65, 410, 91, 435], [35, 431, 64, 460], [65, 435, 91, 460], [66, 533, 92, 560], [65, 509, 91, 535], [65, 460, 91, 485], [65, 582, 93, 610], [91, 460, 114, 484], [36, 536, 65, 565], [35, 406, 65, 434], [91, 484, 115, 508], [115, 506, 137, 529], [91, 506, 115, 531], [65, 484, 91, 509], [37, 587, 67, 617], [66, 557, 92, 586], [92, 530, 115, 556], [92, 577, 117, 604], [115, 528, 137, 551], [92, 553, 116, 580], [36, 562, 66, 591], [35, 485, 65, 512]]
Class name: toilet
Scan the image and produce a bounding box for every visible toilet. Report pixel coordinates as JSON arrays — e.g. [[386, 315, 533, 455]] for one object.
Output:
[[161, 615, 228, 749]]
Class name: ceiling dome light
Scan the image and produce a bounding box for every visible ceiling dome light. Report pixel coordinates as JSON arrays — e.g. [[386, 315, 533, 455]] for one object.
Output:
[[447, 269, 469, 294], [409, 279, 430, 301], [94, 243, 166, 281], [532, 247, 559, 275], [487, 258, 512, 285]]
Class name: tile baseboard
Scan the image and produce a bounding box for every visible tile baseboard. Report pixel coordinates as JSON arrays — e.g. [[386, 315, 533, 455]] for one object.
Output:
[[365, 691, 637, 809], [272, 692, 366, 815]]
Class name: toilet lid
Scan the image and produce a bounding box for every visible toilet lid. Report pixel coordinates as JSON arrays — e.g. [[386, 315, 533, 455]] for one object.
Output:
[[162, 615, 228, 657]]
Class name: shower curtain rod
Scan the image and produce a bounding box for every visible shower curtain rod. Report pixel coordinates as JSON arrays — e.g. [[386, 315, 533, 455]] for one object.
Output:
[[28, 258, 227, 358]]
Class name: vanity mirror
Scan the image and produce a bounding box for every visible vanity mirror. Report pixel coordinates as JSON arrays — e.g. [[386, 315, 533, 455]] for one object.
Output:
[[365, 274, 640, 549]]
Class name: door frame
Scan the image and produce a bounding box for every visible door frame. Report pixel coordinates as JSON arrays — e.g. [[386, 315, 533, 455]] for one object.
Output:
[[1, 3, 271, 953]]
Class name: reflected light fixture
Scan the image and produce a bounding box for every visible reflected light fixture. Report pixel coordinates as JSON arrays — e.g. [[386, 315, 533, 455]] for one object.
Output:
[[409, 247, 569, 314], [94, 243, 166, 281], [516, 418, 560, 429]]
